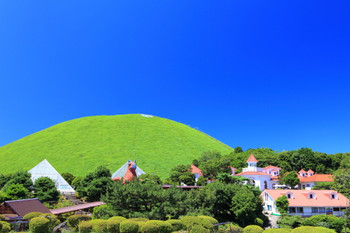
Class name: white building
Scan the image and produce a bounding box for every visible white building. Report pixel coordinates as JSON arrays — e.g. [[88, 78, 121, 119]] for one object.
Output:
[[235, 154, 281, 191], [29, 159, 76, 194], [261, 189, 348, 217]]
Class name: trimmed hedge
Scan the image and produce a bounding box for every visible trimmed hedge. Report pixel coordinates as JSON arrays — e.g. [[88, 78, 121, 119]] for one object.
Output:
[[140, 222, 160, 233], [263, 229, 292, 233], [108, 216, 127, 233], [120, 220, 139, 233], [166, 219, 185, 231], [198, 215, 218, 225], [29, 217, 50, 233], [90, 219, 109, 233], [23, 212, 43, 220], [243, 225, 264, 233], [291, 226, 336, 233], [67, 214, 92, 229], [0, 215, 4, 221], [225, 224, 243, 233], [180, 216, 202, 229], [40, 213, 60, 231], [79, 221, 93, 233], [128, 218, 148, 222], [0, 221, 10, 233], [146, 220, 172, 233], [191, 225, 210, 233]]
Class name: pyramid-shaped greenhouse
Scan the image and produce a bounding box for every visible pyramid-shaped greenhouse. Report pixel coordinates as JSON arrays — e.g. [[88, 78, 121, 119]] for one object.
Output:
[[112, 161, 146, 179], [29, 159, 75, 194]]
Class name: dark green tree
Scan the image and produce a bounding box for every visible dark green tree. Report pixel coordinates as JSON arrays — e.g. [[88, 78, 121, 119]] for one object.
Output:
[[0, 174, 12, 189], [275, 195, 289, 214], [61, 173, 75, 185], [168, 165, 195, 185], [4, 184, 29, 200], [139, 174, 162, 185], [281, 172, 299, 189], [4, 170, 33, 191], [234, 147, 243, 153], [33, 177, 60, 202], [332, 169, 350, 198]]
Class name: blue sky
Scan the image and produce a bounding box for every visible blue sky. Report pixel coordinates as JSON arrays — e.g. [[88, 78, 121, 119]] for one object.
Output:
[[0, 1, 349, 154]]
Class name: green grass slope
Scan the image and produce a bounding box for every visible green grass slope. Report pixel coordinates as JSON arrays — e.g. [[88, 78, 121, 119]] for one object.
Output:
[[0, 114, 233, 178]]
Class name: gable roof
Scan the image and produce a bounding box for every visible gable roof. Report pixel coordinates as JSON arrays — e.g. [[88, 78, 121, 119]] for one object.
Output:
[[263, 165, 281, 170], [299, 169, 306, 173], [263, 189, 348, 207], [299, 174, 333, 183], [29, 159, 75, 194], [50, 201, 105, 215], [246, 154, 258, 163], [3, 198, 51, 217], [191, 164, 203, 176], [111, 161, 146, 179]]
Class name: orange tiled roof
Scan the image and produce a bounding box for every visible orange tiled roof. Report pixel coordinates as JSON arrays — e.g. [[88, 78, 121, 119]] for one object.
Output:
[[236, 171, 270, 176], [299, 174, 333, 183], [307, 169, 314, 173], [263, 189, 348, 207], [246, 154, 258, 163], [299, 169, 306, 173], [271, 176, 279, 181], [191, 164, 203, 176], [263, 165, 281, 170]]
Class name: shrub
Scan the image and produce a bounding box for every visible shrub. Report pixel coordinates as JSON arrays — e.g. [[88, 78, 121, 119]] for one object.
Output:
[[190, 225, 210, 233], [263, 229, 292, 233], [140, 222, 160, 233], [128, 218, 148, 222], [180, 216, 202, 230], [67, 214, 92, 229], [243, 225, 264, 233], [90, 219, 109, 233], [23, 212, 43, 220], [40, 213, 60, 231], [0, 221, 10, 233], [120, 221, 139, 233], [79, 221, 93, 233], [255, 218, 264, 227], [166, 219, 185, 231], [93, 205, 117, 219], [302, 215, 344, 233], [225, 224, 243, 233], [290, 226, 336, 233], [277, 215, 302, 229], [0, 215, 4, 221], [198, 215, 219, 225], [29, 217, 50, 233], [0, 222, 2, 232], [146, 220, 172, 233], [108, 216, 127, 233]]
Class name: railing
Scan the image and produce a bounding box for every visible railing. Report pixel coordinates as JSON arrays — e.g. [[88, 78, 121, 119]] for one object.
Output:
[[242, 167, 263, 172]]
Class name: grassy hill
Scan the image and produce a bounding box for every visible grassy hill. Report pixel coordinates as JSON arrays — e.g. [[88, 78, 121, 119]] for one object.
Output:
[[0, 114, 233, 178]]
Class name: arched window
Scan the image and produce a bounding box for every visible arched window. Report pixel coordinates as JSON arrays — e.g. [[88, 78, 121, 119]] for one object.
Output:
[[264, 181, 268, 189]]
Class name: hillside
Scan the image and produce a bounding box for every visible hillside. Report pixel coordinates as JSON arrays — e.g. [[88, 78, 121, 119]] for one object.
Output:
[[0, 114, 233, 178]]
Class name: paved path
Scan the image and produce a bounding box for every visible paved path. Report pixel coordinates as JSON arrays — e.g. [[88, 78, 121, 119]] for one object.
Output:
[[265, 214, 280, 228]]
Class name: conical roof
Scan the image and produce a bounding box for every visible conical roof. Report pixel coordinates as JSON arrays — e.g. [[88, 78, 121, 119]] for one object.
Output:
[[29, 159, 75, 194], [246, 154, 258, 163], [111, 161, 146, 179]]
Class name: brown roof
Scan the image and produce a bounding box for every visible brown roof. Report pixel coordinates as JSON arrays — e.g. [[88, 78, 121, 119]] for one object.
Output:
[[3, 198, 51, 217], [50, 201, 105, 215]]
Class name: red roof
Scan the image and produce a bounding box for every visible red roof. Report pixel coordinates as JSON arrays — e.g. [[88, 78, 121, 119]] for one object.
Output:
[[236, 171, 270, 176], [299, 174, 334, 183], [191, 164, 203, 176], [263, 189, 348, 207], [263, 165, 281, 170], [246, 154, 258, 163], [299, 169, 306, 173], [307, 169, 314, 173]]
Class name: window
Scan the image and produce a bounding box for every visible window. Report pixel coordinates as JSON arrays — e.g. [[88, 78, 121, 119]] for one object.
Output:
[[308, 193, 316, 199], [331, 194, 335, 199], [333, 207, 340, 211], [297, 207, 304, 213], [306, 184, 310, 187], [319, 207, 325, 213], [289, 207, 296, 213], [312, 207, 318, 213], [287, 194, 291, 199]]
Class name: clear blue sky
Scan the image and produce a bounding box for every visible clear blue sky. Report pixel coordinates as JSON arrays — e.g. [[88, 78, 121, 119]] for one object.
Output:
[[0, 1, 349, 154]]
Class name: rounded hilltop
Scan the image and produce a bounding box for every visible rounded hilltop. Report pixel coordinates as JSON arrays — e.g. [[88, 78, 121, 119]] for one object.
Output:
[[0, 114, 233, 178]]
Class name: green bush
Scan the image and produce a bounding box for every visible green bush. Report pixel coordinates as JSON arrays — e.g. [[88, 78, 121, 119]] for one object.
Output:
[[29, 217, 50, 233], [79, 221, 93, 233], [108, 216, 127, 233], [225, 224, 243, 233], [277, 215, 302, 229], [180, 216, 202, 230], [302, 215, 344, 233], [23, 212, 43, 220], [90, 219, 109, 233], [67, 214, 92, 229], [243, 225, 264, 233], [40, 213, 60, 231], [0, 221, 10, 233], [120, 221, 139, 233], [140, 222, 160, 233], [93, 205, 117, 219], [255, 218, 264, 227], [263, 229, 292, 233], [128, 218, 148, 222], [190, 225, 210, 233], [290, 226, 336, 233], [0, 215, 4, 221], [166, 219, 185, 231], [198, 215, 219, 225], [146, 220, 172, 233]]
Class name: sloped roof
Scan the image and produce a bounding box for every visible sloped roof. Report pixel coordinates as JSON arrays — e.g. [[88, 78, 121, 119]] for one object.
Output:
[[299, 169, 306, 173], [299, 174, 333, 183], [307, 169, 314, 173], [246, 154, 258, 163], [3, 198, 51, 217], [50, 201, 105, 215], [191, 164, 203, 176], [263, 189, 348, 207], [111, 161, 146, 179], [29, 159, 75, 194], [263, 165, 281, 170]]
